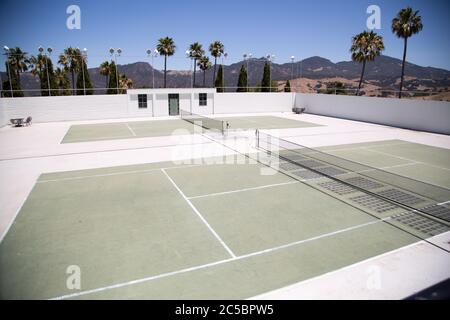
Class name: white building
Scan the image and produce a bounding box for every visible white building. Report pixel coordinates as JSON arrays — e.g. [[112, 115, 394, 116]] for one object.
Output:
[[127, 88, 217, 117]]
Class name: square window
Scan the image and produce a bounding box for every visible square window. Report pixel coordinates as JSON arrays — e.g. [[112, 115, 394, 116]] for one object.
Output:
[[138, 94, 147, 108], [199, 93, 207, 106]]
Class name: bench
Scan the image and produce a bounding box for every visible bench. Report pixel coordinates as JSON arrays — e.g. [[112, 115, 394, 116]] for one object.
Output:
[[292, 107, 306, 114]]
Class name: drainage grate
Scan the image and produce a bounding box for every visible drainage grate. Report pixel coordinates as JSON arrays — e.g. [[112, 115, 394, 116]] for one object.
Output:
[[376, 188, 426, 206], [314, 166, 347, 177], [282, 154, 308, 162], [344, 176, 384, 190], [279, 162, 302, 171], [350, 194, 398, 213], [297, 159, 325, 169], [317, 180, 359, 195], [392, 212, 450, 236], [291, 170, 324, 180], [418, 204, 450, 222]]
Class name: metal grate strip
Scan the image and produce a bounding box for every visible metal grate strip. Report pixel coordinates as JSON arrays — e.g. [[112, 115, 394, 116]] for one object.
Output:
[[376, 188, 426, 206], [392, 212, 450, 236], [343, 176, 384, 190], [350, 194, 398, 213], [317, 180, 359, 195], [314, 166, 347, 177], [291, 170, 324, 180], [418, 204, 450, 222]]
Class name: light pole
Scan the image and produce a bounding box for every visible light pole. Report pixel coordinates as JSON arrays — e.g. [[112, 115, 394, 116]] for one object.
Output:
[[243, 54, 247, 91], [221, 52, 228, 91], [186, 49, 193, 88], [77, 47, 86, 95], [146, 48, 158, 88], [109, 48, 121, 93], [290, 56, 295, 81], [247, 53, 252, 90], [38, 46, 52, 96], [243, 53, 252, 90], [3, 46, 13, 97], [266, 54, 275, 92]]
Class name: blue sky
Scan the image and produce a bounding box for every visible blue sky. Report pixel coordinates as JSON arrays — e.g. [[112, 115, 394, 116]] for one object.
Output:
[[0, 0, 449, 71]]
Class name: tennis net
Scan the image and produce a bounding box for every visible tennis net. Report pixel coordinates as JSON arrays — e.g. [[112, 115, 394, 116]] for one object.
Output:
[[256, 130, 450, 223], [180, 109, 228, 135]]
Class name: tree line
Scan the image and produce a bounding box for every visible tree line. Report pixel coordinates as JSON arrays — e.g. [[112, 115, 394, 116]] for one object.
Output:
[[2, 47, 133, 97]]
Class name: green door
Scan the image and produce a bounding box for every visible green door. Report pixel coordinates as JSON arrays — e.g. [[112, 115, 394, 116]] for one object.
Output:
[[168, 94, 179, 115]]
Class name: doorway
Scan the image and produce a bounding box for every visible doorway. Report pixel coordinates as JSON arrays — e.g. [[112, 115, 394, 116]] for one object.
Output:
[[168, 94, 179, 115]]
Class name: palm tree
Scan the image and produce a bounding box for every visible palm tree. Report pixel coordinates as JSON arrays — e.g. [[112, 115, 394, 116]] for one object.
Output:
[[29, 54, 47, 95], [197, 56, 212, 87], [156, 37, 176, 88], [29, 54, 45, 78], [7, 47, 29, 91], [350, 30, 385, 96], [55, 67, 71, 95], [118, 74, 133, 93], [392, 7, 423, 98], [209, 41, 224, 87], [58, 47, 81, 95], [188, 42, 204, 87], [99, 61, 110, 89]]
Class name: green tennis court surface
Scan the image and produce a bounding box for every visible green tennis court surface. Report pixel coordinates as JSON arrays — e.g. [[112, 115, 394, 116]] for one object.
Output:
[[0, 139, 449, 299], [61, 116, 321, 143]]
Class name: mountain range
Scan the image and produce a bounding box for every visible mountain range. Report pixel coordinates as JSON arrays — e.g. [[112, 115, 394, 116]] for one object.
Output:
[[1, 55, 449, 95]]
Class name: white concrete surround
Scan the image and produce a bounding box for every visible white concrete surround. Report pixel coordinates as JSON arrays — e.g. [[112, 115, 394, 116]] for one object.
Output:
[[295, 93, 450, 135]]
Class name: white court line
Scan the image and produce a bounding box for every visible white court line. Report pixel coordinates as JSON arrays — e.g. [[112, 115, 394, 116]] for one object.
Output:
[[354, 162, 419, 175], [64, 134, 135, 143], [377, 162, 419, 170], [161, 168, 236, 259], [188, 181, 299, 199], [37, 164, 203, 183], [362, 147, 450, 172], [51, 218, 384, 300], [438, 200, 450, 206], [125, 123, 137, 137]]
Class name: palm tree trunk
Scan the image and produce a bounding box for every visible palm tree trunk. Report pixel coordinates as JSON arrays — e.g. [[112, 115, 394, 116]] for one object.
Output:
[[357, 60, 366, 96], [164, 55, 167, 88], [213, 57, 217, 87], [399, 37, 408, 99], [71, 70, 75, 95], [193, 59, 197, 88], [106, 75, 109, 93], [203, 70, 206, 87]]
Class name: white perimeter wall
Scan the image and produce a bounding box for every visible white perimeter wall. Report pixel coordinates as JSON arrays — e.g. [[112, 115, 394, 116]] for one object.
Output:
[[214, 93, 294, 114], [2, 92, 449, 136], [296, 93, 450, 135], [0, 95, 130, 123], [0, 92, 295, 125], [0, 99, 7, 127]]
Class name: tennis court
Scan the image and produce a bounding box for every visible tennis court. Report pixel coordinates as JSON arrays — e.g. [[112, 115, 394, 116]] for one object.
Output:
[[61, 115, 321, 143], [1, 136, 449, 299]]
